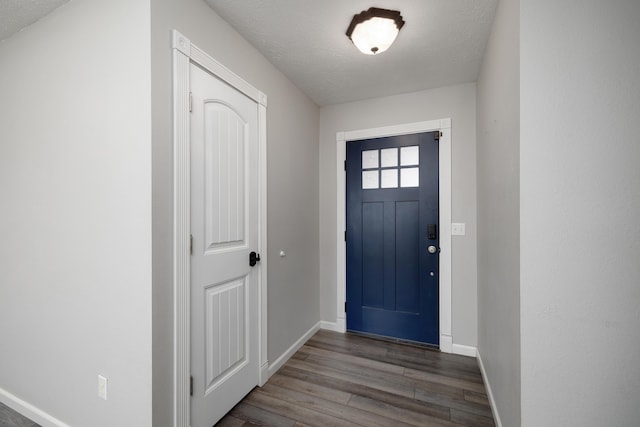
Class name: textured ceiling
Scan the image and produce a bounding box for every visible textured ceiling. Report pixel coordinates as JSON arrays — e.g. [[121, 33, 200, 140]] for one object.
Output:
[[0, 0, 69, 41], [205, 0, 498, 106], [0, 1, 497, 106]]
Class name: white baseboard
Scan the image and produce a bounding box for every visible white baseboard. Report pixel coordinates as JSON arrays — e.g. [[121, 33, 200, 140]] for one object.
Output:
[[267, 321, 320, 378], [452, 343, 477, 357], [476, 349, 503, 427], [321, 317, 346, 333], [0, 387, 69, 427], [319, 320, 344, 332]]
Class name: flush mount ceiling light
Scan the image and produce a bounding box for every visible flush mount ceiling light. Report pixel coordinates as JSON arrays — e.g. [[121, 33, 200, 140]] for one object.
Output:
[[346, 7, 405, 55]]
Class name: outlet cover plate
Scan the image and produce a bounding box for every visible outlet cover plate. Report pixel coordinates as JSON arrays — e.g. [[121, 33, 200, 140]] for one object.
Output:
[[98, 375, 108, 400], [452, 223, 466, 236]]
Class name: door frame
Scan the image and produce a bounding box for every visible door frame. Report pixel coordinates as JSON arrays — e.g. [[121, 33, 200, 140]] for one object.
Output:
[[336, 119, 452, 352], [171, 30, 268, 427]]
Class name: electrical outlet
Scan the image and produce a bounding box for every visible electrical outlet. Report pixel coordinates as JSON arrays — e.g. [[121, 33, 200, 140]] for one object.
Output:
[[98, 375, 108, 400]]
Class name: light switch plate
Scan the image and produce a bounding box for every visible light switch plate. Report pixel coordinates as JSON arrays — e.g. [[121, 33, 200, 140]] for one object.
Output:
[[452, 223, 466, 236]]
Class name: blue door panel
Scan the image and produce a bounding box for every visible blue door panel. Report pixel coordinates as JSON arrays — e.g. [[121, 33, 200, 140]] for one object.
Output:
[[362, 202, 384, 308], [395, 200, 420, 313], [382, 201, 396, 311], [346, 132, 439, 345], [361, 307, 419, 338]]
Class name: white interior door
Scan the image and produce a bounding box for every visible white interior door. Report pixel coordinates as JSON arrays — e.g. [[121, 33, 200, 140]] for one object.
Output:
[[190, 63, 260, 427]]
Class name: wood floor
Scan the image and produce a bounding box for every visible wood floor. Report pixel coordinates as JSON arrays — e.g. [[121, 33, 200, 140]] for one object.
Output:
[[0, 402, 39, 427], [217, 329, 495, 427]]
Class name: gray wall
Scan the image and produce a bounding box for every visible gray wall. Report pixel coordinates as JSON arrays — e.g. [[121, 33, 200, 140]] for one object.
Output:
[[0, 0, 153, 425], [520, 0, 640, 425], [151, 1, 320, 424], [476, 0, 521, 425], [319, 83, 478, 347]]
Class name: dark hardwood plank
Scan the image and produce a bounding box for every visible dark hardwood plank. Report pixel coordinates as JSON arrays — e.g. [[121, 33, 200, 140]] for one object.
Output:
[[415, 388, 494, 418], [278, 365, 451, 421], [215, 414, 246, 426], [285, 356, 415, 398], [0, 402, 40, 427], [268, 372, 352, 405], [299, 344, 405, 375], [299, 352, 469, 401], [216, 330, 496, 427], [257, 383, 415, 427], [244, 389, 362, 427], [404, 367, 487, 393], [290, 351, 309, 361], [305, 332, 389, 358], [464, 390, 490, 406], [226, 401, 296, 427], [390, 345, 481, 368], [386, 351, 484, 381], [450, 408, 496, 427], [347, 394, 459, 427]]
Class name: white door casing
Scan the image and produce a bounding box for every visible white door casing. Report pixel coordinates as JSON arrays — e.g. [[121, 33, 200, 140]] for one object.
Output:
[[335, 119, 453, 352], [172, 30, 268, 427]]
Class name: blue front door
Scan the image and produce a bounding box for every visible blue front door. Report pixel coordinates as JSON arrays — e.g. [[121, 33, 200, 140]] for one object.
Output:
[[346, 131, 439, 345]]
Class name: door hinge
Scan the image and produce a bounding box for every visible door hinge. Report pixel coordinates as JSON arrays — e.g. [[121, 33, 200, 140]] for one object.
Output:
[[344, 160, 347, 171], [190, 234, 193, 255], [344, 230, 347, 242], [190, 375, 193, 396], [189, 92, 193, 112], [434, 130, 442, 141], [344, 301, 347, 312]]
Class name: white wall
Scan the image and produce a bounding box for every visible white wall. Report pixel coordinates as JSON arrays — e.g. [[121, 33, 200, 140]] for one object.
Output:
[[0, 0, 152, 426], [319, 83, 478, 347], [521, 0, 640, 425], [476, 0, 521, 425], [151, 1, 320, 424]]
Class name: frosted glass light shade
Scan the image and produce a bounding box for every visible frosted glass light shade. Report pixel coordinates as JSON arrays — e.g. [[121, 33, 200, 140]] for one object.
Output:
[[351, 17, 399, 55], [346, 8, 405, 55]]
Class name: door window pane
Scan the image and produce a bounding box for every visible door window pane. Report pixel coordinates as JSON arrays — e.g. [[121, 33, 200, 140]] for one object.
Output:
[[380, 148, 398, 167], [362, 150, 379, 169], [401, 146, 419, 166], [381, 169, 398, 188], [401, 167, 419, 187], [362, 170, 379, 189]]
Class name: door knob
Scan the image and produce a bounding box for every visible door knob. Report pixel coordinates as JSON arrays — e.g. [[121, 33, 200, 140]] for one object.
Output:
[[249, 251, 261, 267], [427, 245, 438, 254]]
